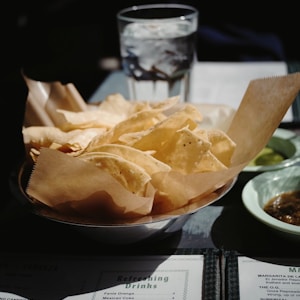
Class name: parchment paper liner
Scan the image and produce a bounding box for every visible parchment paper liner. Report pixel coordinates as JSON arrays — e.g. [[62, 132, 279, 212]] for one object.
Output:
[[23, 73, 300, 224], [23, 73, 87, 127]]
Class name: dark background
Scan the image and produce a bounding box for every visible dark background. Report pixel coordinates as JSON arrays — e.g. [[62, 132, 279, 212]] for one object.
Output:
[[3, 0, 300, 204], [4, 1, 299, 98]]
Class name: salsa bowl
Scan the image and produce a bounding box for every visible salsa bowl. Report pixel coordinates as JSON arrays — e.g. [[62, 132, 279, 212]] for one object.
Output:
[[242, 166, 300, 239]]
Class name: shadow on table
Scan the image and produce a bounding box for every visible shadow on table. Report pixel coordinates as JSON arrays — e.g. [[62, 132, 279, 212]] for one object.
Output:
[[210, 180, 300, 260], [1, 187, 184, 299]]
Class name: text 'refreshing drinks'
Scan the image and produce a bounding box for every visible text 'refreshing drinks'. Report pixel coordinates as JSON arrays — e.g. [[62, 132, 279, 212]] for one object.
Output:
[[120, 20, 197, 101]]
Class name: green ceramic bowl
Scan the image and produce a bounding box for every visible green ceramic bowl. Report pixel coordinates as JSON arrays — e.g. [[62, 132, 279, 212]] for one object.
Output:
[[243, 128, 300, 173]]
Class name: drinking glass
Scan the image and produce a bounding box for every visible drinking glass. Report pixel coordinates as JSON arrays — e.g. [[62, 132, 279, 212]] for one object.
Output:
[[117, 4, 198, 102]]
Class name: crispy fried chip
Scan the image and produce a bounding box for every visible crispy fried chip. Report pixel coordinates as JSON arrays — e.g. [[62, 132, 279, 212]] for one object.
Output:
[[85, 97, 180, 150], [78, 151, 152, 197], [56, 108, 125, 131], [23, 126, 106, 160], [129, 105, 203, 152], [206, 129, 236, 167], [152, 127, 214, 173], [84, 144, 171, 175], [194, 128, 236, 167], [86, 109, 167, 150], [147, 96, 180, 111], [95, 93, 133, 116]]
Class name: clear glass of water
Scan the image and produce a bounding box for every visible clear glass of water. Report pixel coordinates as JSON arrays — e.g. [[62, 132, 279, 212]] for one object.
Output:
[[117, 4, 198, 102]]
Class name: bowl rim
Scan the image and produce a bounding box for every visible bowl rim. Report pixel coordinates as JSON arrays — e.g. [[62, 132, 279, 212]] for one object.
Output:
[[243, 128, 300, 172], [242, 166, 300, 235], [10, 160, 237, 227]]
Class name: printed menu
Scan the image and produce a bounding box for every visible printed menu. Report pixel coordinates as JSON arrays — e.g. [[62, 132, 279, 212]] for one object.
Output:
[[238, 256, 300, 300], [0, 250, 299, 300], [0, 253, 205, 300]]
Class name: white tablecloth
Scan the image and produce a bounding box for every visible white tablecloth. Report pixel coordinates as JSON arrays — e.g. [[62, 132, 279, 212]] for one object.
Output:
[[90, 61, 292, 122]]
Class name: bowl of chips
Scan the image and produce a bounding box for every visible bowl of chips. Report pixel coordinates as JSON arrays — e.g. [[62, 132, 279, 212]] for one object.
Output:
[[15, 77, 240, 244], [16, 73, 300, 244]]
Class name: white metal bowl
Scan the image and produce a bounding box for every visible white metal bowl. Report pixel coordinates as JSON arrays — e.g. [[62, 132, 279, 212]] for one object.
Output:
[[242, 166, 300, 238], [10, 162, 237, 244]]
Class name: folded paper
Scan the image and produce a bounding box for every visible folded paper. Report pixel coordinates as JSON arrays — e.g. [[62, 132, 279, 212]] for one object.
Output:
[[22, 72, 300, 222]]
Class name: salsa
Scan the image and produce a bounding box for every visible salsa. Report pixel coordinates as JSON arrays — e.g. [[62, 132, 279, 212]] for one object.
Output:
[[264, 190, 300, 226], [248, 147, 286, 166]]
